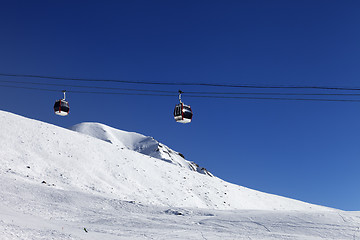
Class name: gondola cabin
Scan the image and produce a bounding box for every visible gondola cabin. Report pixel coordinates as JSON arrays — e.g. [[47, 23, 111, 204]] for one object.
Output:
[[54, 90, 69, 116], [174, 103, 193, 123], [54, 99, 70, 116]]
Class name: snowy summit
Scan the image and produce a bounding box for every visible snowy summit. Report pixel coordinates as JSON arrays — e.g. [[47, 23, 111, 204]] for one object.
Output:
[[70, 122, 212, 176]]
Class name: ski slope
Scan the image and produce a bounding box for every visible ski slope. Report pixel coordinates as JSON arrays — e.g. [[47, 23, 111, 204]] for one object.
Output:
[[0, 110, 359, 239]]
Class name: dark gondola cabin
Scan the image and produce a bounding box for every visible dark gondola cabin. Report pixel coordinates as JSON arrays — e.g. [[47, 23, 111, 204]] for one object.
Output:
[[54, 99, 69, 116], [54, 90, 69, 116], [174, 103, 193, 123]]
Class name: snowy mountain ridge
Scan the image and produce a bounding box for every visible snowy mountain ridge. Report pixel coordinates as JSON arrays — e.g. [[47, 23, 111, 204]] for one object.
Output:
[[69, 122, 212, 176], [0, 110, 330, 211]]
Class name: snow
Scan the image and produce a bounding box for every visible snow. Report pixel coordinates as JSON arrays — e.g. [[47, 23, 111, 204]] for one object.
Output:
[[0, 110, 359, 239], [69, 122, 198, 172]]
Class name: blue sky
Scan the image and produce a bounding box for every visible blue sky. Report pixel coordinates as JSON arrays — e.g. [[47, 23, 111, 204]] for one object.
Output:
[[1, 1, 360, 210]]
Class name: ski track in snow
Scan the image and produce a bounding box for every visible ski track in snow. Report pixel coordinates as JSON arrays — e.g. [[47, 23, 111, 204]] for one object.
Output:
[[0, 110, 359, 239]]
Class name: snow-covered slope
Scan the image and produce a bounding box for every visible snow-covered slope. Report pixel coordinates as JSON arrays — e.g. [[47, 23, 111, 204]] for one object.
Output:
[[0, 110, 328, 211], [1, 176, 359, 240], [70, 122, 212, 176], [2, 110, 360, 240]]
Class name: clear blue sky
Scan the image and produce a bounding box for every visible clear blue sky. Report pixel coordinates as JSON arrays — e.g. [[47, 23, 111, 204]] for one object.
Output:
[[1, 1, 360, 210]]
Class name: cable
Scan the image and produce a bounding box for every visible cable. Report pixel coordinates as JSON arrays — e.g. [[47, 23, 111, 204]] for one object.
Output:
[[1, 73, 360, 91], [186, 95, 360, 102], [1, 83, 360, 102], [186, 91, 360, 96], [2, 79, 360, 97], [0, 80, 174, 93], [0, 84, 176, 96]]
